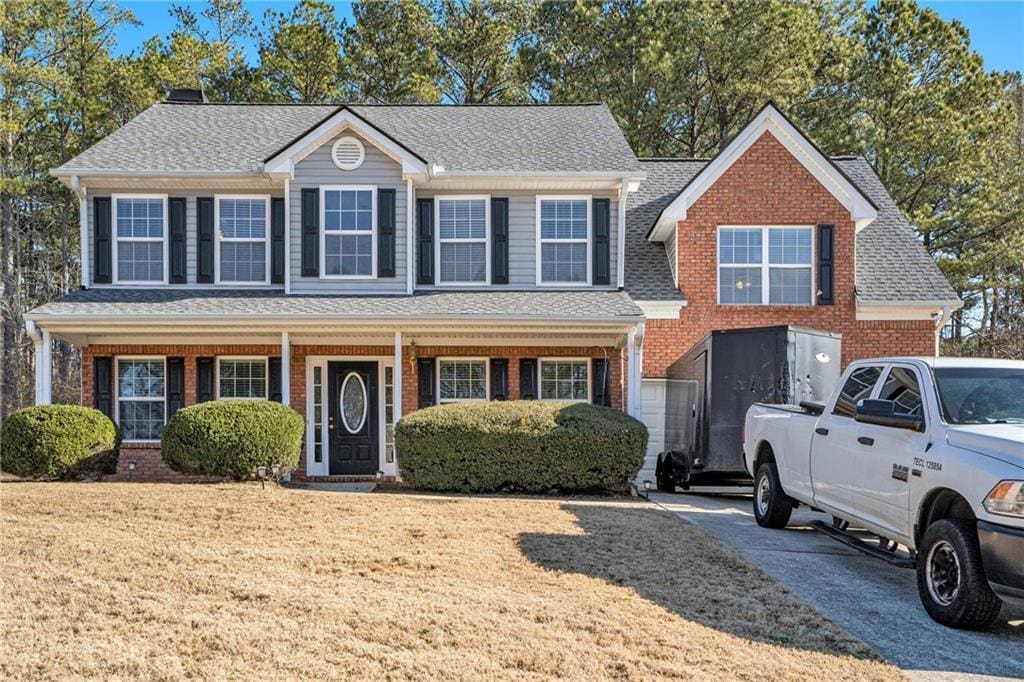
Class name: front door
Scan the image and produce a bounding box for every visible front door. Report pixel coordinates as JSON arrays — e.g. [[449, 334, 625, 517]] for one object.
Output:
[[327, 361, 378, 475]]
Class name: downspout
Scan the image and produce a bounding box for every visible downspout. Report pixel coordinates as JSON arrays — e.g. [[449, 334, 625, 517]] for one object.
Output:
[[71, 176, 89, 288], [934, 305, 952, 357], [616, 176, 628, 289]]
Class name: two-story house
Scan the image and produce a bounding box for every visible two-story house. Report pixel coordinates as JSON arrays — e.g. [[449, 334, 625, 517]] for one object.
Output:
[[27, 96, 959, 482]]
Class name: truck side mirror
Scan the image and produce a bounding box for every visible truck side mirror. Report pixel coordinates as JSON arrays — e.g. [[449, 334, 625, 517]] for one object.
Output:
[[855, 399, 924, 432]]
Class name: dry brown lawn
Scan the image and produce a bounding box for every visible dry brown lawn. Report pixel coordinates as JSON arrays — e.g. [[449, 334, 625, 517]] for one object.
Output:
[[0, 483, 899, 680]]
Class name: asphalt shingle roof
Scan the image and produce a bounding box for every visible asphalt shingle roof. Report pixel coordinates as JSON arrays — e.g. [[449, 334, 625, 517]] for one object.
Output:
[[53, 103, 641, 176], [28, 288, 643, 321]]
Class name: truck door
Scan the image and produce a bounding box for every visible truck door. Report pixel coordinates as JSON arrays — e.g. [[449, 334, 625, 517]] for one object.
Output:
[[850, 364, 928, 542]]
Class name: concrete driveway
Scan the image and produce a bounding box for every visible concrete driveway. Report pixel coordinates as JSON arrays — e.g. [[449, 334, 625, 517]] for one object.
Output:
[[650, 489, 1024, 681]]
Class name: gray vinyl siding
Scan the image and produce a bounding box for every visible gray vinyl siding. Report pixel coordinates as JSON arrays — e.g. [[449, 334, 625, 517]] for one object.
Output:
[[414, 189, 619, 290], [85, 188, 283, 288], [289, 131, 408, 294]]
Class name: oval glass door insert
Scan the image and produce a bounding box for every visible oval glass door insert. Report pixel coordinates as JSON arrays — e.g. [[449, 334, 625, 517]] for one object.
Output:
[[340, 372, 367, 434]]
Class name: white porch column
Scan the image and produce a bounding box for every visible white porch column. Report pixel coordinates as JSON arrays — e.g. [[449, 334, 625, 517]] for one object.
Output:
[[281, 331, 291, 405], [26, 321, 51, 405], [393, 331, 403, 422], [627, 321, 644, 420]]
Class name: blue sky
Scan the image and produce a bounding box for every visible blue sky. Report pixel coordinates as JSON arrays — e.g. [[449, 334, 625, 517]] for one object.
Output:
[[114, 0, 1023, 74]]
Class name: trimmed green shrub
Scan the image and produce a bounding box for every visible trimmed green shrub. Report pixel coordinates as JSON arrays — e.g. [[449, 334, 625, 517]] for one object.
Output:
[[0, 405, 119, 479], [396, 401, 648, 493], [161, 400, 304, 480]]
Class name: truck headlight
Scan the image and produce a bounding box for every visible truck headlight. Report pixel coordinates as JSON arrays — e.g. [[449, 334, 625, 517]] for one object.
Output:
[[983, 481, 1024, 518]]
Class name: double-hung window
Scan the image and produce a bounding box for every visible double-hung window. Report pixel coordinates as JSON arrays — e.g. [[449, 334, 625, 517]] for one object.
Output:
[[114, 195, 167, 283], [217, 196, 270, 284], [438, 359, 488, 402], [538, 197, 590, 285], [116, 358, 166, 441], [217, 358, 268, 400], [321, 186, 375, 278], [539, 359, 590, 402], [436, 196, 488, 285], [718, 226, 813, 305]]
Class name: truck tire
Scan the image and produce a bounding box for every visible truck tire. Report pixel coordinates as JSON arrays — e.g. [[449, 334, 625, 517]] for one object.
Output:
[[916, 519, 1002, 629], [753, 462, 793, 528]]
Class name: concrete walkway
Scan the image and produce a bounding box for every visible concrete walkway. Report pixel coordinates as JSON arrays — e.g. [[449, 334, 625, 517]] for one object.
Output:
[[650, 489, 1024, 681]]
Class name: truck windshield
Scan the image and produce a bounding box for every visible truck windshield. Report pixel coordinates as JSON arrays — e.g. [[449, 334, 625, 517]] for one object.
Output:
[[933, 367, 1024, 424]]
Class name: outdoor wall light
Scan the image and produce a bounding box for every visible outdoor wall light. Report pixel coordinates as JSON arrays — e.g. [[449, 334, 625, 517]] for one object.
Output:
[[127, 460, 137, 481]]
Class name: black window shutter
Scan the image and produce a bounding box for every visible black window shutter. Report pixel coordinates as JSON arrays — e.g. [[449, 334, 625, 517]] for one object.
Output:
[[268, 357, 282, 402], [271, 197, 285, 284], [417, 358, 436, 408], [196, 197, 214, 283], [93, 356, 113, 418], [416, 198, 434, 285], [166, 357, 185, 418], [491, 198, 509, 285], [378, 188, 396, 278], [169, 197, 187, 284], [93, 197, 112, 283], [301, 188, 319, 277], [196, 357, 215, 403], [490, 359, 509, 400], [592, 358, 612, 407], [593, 198, 611, 285], [519, 359, 538, 400], [817, 224, 835, 305]]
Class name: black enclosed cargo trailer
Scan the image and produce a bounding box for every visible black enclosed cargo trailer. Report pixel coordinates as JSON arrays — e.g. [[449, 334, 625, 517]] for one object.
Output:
[[655, 325, 842, 490]]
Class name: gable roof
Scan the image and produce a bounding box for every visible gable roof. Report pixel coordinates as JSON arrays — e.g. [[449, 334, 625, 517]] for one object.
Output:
[[625, 156, 959, 305], [52, 102, 642, 178]]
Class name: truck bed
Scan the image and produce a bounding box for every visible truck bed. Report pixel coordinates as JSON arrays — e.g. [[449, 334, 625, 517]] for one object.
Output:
[[751, 401, 825, 416]]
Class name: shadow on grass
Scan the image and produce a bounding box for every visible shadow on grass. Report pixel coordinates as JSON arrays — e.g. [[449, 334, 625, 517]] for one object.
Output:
[[518, 501, 882, 662]]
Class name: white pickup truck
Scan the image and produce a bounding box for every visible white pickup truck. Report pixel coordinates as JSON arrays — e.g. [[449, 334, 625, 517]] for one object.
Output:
[[743, 357, 1024, 629]]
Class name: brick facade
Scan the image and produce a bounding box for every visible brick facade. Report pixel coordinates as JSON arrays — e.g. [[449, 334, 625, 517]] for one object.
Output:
[[643, 132, 937, 378]]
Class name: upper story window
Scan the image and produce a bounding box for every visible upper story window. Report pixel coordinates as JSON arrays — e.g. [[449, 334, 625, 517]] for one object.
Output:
[[321, 186, 375, 278], [438, 359, 488, 402], [538, 197, 590, 285], [114, 195, 167, 284], [216, 196, 270, 284], [217, 358, 268, 399], [539, 359, 590, 402], [436, 196, 488, 285], [718, 226, 813, 305]]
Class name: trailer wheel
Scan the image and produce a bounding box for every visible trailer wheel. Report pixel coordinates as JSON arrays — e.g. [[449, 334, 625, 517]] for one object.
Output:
[[753, 462, 793, 529], [916, 519, 1001, 629], [655, 455, 675, 493]]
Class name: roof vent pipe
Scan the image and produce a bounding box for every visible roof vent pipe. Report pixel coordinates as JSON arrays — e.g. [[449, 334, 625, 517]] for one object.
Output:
[[167, 87, 207, 103]]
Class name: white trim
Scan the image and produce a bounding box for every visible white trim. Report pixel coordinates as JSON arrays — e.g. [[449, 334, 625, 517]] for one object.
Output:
[[26, 321, 51, 405], [535, 195, 592, 287], [617, 178, 628, 289], [215, 356, 270, 400], [406, 178, 414, 295], [393, 332, 403, 425], [114, 356, 167, 444], [214, 195, 272, 286], [627, 322, 644, 419], [434, 195, 491, 287], [649, 103, 877, 241], [111, 194, 169, 285], [716, 226, 815, 306], [283, 177, 291, 294], [855, 303, 953, 321], [436, 357, 490, 403], [71, 177, 89, 288], [636, 299, 686, 319], [537, 357, 592, 403], [280, 332, 291, 405], [319, 185, 378, 280], [331, 136, 365, 171]]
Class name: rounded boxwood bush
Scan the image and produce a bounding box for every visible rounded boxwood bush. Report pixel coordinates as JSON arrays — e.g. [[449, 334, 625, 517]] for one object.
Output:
[[0, 405, 119, 479], [396, 401, 648, 493], [162, 401, 304, 480]]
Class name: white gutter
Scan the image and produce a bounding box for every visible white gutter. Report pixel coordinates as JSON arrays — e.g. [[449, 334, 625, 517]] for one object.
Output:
[[26, 313, 644, 327], [70, 176, 89, 288], [616, 176, 628, 288], [934, 304, 952, 356]]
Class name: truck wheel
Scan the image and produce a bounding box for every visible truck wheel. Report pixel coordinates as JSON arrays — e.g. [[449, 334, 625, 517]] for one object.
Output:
[[916, 519, 1002, 629], [753, 462, 793, 528]]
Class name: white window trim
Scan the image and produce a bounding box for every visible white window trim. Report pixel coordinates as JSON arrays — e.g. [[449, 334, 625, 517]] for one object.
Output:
[[716, 225, 815, 306], [112, 194, 169, 285], [114, 356, 166, 444], [436, 357, 490, 403], [319, 185, 377, 280], [215, 356, 270, 401], [538, 357, 592, 403], [535, 195, 592, 287], [434, 194, 490, 287], [214, 195, 271, 286]]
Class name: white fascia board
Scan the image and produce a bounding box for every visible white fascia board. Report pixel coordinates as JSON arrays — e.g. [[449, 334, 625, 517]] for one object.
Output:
[[635, 299, 686, 319], [856, 299, 963, 321], [648, 104, 877, 242], [26, 313, 645, 328]]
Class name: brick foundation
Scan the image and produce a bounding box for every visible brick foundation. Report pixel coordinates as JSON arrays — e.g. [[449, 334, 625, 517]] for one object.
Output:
[[106, 444, 228, 483]]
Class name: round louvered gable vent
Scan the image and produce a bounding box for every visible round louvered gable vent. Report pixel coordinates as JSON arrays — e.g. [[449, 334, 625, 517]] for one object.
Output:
[[331, 136, 365, 171]]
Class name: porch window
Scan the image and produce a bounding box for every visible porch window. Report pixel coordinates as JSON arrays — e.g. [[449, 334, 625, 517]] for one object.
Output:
[[438, 359, 487, 402], [218, 359, 268, 399], [217, 196, 269, 283], [718, 226, 813, 305], [116, 358, 166, 441], [540, 359, 589, 402], [436, 197, 488, 284], [114, 196, 166, 283], [538, 197, 590, 284], [322, 187, 375, 277]]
